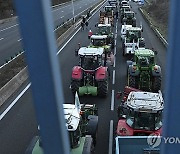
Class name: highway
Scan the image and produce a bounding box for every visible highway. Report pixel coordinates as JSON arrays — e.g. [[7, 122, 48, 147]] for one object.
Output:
[[0, 1, 167, 154], [0, 0, 100, 66]]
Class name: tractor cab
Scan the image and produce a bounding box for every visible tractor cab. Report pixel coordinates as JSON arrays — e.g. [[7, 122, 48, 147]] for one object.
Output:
[[97, 24, 112, 35], [124, 11, 135, 19], [90, 35, 108, 47], [78, 47, 104, 70], [126, 27, 142, 43], [134, 49, 155, 68], [104, 5, 116, 13], [117, 91, 163, 136], [122, 11, 136, 27]]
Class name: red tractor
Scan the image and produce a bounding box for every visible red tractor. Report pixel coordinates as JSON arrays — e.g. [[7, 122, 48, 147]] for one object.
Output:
[[71, 47, 109, 97], [116, 86, 163, 136]]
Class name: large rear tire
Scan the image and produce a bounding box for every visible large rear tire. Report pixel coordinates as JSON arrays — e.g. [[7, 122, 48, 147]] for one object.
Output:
[[71, 80, 80, 93], [152, 76, 161, 92], [128, 75, 137, 88], [97, 80, 108, 97]]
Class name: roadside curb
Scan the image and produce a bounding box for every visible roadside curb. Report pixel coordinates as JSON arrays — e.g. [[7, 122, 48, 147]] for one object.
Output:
[[0, 67, 28, 107], [139, 8, 168, 48], [0, 0, 106, 108]]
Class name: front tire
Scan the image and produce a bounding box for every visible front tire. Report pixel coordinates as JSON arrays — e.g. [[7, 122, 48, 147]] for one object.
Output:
[[152, 76, 161, 92], [71, 80, 80, 93], [97, 80, 108, 97]]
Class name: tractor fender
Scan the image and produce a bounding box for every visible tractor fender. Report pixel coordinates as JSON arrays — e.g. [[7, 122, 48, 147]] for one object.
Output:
[[95, 67, 108, 80], [116, 119, 134, 136], [128, 65, 139, 76], [72, 66, 82, 79], [152, 65, 162, 76]]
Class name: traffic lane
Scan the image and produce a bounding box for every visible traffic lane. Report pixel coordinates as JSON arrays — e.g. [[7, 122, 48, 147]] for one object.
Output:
[[0, 30, 22, 65], [58, 3, 115, 153], [131, 2, 167, 90], [53, 0, 100, 28], [0, 84, 38, 154]]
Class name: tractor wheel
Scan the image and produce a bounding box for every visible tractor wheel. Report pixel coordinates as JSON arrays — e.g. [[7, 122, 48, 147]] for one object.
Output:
[[71, 80, 80, 93], [152, 76, 161, 92], [97, 79, 108, 97], [86, 115, 98, 146], [128, 75, 137, 88]]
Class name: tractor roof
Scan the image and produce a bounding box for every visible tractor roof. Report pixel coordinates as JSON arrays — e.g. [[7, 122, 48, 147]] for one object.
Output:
[[91, 35, 108, 39], [124, 11, 135, 14], [126, 27, 142, 31], [105, 5, 116, 8], [135, 49, 154, 57], [78, 47, 104, 56], [98, 23, 111, 27], [126, 91, 164, 113]]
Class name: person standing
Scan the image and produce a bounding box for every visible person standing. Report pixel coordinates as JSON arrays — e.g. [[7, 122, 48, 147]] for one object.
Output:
[[81, 21, 84, 31], [85, 21, 89, 30]]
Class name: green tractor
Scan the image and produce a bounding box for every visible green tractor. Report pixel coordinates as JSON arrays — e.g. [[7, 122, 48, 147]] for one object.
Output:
[[96, 23, 114, 47], [120, 6, 131, 22], [88, 35, 114, 66], [127, 48, 162, 92], [25, 93, 98, 154], [122, 11, 136, 27]]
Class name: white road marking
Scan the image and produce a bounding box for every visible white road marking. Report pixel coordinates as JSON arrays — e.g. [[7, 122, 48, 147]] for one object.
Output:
[[112, 70, 115, 85], [80, 7, 82, 8], [57, 27, 81, 55], [0, 24, 18, 32], [114, 45, 116, 55], [60, 16, 64, 18], [0, 38, 4, 41], [17, 38, 22, 42], [108, 120, 114, 154], [61, 11, 64, 13], [111, 90, 115, 111], [0, 83, 31, 121], [114, 39, 117, 47], [113, 56, 116, 67]]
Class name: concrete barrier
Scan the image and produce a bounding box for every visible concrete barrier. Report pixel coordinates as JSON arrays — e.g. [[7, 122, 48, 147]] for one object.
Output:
[[0, 67, 28, 107]]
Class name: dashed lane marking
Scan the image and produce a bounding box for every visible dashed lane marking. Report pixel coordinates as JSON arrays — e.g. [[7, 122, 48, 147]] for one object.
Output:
[[108, 120, 114, 154], [111, 90, 115, 111]]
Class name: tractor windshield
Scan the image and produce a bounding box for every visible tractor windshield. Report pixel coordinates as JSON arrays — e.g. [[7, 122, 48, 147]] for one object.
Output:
[[91, 38, 106, 46], [81, 56, 101, 70], [98, 26, 111, 35], [125, 13, 134, 18], [126, 110, 163, 131], [137, 56, 154, 66]]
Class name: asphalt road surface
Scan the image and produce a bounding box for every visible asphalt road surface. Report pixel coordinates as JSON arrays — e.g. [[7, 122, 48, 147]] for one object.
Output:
[[0, 1, 167, 154], [0, 0, 100, 66]]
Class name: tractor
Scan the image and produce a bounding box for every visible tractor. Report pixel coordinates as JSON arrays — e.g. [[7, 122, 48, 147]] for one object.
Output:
[[97, 23, 114, 43], [99, 6, 115, 26], [25, 93, 98, 154], [120, 5, 131, 22], [122, 11, 136, 27], [127, 48, 162, 92], [122, 26, 145, 56], [71, 47, 109, 97], [116, 86, 163, 136], [89, 34, 114, 65]]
